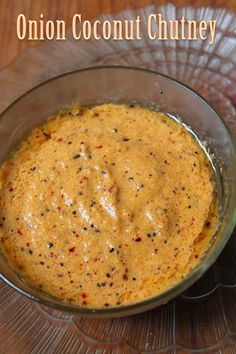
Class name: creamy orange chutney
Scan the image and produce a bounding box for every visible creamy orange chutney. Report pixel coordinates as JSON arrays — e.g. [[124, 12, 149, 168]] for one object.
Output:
[[0, 103, 217, 307]]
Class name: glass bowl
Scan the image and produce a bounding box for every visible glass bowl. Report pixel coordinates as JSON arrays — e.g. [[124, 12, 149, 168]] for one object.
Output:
[[0, 66, 235, 318]]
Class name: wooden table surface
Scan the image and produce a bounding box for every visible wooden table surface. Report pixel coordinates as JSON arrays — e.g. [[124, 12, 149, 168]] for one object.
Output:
[[0, 0, 235, 70]]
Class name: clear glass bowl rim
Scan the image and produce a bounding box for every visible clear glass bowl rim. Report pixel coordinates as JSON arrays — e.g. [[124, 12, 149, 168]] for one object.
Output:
[[0, 65, 236, 317]]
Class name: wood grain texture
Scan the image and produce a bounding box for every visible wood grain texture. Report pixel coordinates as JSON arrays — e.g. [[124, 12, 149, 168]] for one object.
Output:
[[0, 0, 236, 69]]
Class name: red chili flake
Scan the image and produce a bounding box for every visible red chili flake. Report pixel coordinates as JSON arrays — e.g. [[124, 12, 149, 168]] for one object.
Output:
[[69, 247, 75, 253], [194, 255, 199, 259], [82, 300, 87, 305], [17, 230, 23, 235], [57, 138, 63, 142], [9, 188, 14, 192], [108, 185, 114, 193], [56, 206, 61, 211], [96, 145, 103, 149], [123, 274, 128, 281], [135, 237, 142, 242], [70, 280, 74, 284], [26, 242, 30, 247], [61, 194, 64, 199], [81, 293, 87, 298]]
